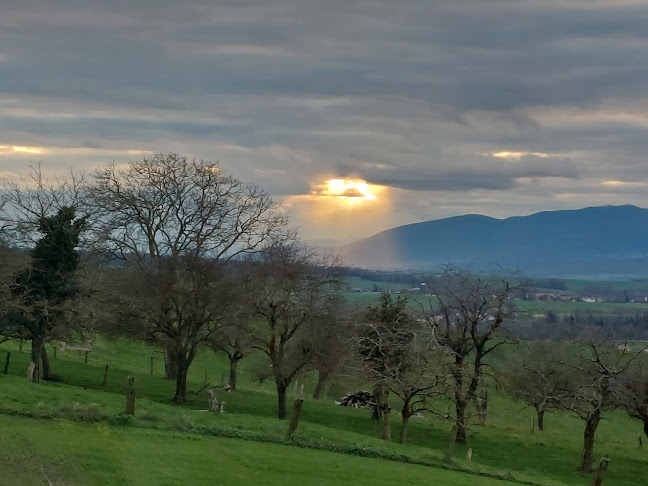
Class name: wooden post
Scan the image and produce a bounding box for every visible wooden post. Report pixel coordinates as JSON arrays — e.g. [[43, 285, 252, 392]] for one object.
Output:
[[3, 352, 10, 375], [208, 389, 218, 412], [18, 339, 23, 351], [102, 364, 109, 386], [592, 456, 609, 486], [150, 357, 154, 376], [125, 376, 136, 415], [286, 399, 304, 439], [84, 350, 89, 365], [53, 346, 57, 359], [27, 362, 36, 382], [467, 448, 473, 462]]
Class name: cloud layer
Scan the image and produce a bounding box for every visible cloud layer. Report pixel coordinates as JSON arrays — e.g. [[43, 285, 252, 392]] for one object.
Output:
[[2, 0, 648, 241]]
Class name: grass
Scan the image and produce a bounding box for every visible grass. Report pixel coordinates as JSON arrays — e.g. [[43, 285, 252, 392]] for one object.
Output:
[[1, 341, 647, 485], [0, 415, 522, 486]]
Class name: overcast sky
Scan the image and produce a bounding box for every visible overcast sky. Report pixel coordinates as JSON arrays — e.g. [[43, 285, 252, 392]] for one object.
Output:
[[2, 0, 648, 243]]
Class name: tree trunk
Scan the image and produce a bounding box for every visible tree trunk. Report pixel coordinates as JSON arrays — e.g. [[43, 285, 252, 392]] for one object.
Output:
[[371, 384, 384, 420], [30, 335, 44, 383], [173, 365, 189, 404], [286, 399, 304, 438], [400, 403, 411, 444], [455, 399, 468, 444], [165, 348, 178, 380], [444, 425, 459, 462], [643, 419, 648, 440], [478, 389, 488, 425], [312, 370, 329, 399], [277, 381, 288, 419], [40, 346, 52, 381], [580, 410, 601, 471], [382, 404, 391, 441], [228, 356, 240, 391], [537, 408, 545, 432]]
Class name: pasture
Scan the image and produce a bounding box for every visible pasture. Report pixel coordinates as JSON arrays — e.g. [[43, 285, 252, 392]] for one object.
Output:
[[1, 339, 647, 486]]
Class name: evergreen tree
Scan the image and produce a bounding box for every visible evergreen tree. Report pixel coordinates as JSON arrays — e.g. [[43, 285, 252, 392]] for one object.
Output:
[[15, 207, 86, 381]]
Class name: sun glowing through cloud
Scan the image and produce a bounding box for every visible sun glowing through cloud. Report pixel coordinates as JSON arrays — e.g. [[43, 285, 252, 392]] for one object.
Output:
[[491, 151, 551, 159], [314, 178, 377, 200], [281, 177, 393, 243], [0, 145, 43, 154]]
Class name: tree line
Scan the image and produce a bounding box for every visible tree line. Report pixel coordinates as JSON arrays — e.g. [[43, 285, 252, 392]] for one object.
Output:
[[1, 153, 647, 473]]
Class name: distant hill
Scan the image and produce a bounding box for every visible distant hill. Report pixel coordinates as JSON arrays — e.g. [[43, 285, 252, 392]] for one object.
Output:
[[340, 205, 648, 276]]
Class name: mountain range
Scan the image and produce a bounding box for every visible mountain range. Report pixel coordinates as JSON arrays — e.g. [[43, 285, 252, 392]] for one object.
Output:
[[339, 205, 648, 277]]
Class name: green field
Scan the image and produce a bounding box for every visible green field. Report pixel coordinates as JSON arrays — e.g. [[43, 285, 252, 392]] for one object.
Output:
[[345, 277, 414, 292], [514, 299, 648, 315], [1, 339, 646, 485], [344, 291, 648, 316], [0, 415, 516, 486]]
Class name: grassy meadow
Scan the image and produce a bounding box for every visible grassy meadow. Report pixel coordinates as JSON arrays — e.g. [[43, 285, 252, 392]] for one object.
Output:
[[1, 338, 647, 485]]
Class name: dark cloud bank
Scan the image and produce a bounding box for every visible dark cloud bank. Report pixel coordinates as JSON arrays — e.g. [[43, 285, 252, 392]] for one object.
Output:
[[2, 0, 648, 237]]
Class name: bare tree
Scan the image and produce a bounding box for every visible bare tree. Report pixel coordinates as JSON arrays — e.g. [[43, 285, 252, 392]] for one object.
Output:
[[559, 336, 643, 471], [210, 302, 253, 392], [245, 243, 342, 419], [357, 293, 448, 443], [309, 312, 352, 400], [89, 153, 288, 403], [422, 267, 517, 444], [503, 341, 567, 432], [0, 165, 87, 248], [616, 361, 648, 440], [0, 245, 28, 344]]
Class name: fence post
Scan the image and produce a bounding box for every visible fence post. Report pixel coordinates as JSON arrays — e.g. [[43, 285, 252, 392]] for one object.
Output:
[[3, 352, 10, 375], [125, 376, 136, 415]]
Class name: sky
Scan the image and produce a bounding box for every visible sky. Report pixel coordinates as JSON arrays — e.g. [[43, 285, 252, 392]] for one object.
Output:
[[2, 0, 648, 244]]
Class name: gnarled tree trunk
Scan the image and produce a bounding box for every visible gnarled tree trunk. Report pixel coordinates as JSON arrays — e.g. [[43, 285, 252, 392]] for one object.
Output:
[[580, 409, 601, 471]]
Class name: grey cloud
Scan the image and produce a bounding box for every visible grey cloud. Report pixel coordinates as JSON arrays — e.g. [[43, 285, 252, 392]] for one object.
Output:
[[2, 0, 648, 239], [337, 154, 580, 192]]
